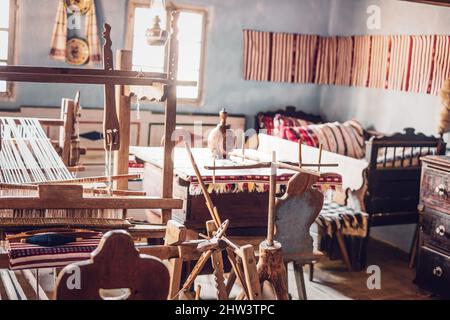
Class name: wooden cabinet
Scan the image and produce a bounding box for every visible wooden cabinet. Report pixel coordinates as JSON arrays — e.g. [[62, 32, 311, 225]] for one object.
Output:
[[417, 156, 450, 297]]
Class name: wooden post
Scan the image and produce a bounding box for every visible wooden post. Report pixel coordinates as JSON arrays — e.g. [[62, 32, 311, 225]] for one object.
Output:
[[113, 50, 132, 191], [165, 220, 187, 300], [102, 24, 120, 152], [317, 144, 323, 173], [257, 241, 289, 300], [240, 245, 262, 300], [267, 151, 277, 246], [60, 98, 75, 166], [206, 220, 228, 300], [161, 9, 180, 223]]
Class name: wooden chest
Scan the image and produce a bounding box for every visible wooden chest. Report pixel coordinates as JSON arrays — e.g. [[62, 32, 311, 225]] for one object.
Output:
[[133, 147, 276, 234], [417, 156, 450, 297], [143, 160, 269, 233]]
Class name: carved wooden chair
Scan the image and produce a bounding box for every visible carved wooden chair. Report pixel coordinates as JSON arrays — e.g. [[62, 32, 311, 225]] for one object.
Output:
[[55, 230, 171, 300], [275, 172, 325, 300]]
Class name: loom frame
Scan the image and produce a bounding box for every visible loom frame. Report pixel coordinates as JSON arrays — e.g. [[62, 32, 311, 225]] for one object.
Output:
[[0, 9, 184, 224]]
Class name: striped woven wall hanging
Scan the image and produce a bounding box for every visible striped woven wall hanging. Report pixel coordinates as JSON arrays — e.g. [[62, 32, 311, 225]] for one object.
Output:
[[243, 30, 450, 96]]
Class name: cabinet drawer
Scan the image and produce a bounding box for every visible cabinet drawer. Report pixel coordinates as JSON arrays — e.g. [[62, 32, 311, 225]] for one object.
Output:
[[421, 167, 450, 214], [417, 246, 450, 297], [422, 209, 450, 252]]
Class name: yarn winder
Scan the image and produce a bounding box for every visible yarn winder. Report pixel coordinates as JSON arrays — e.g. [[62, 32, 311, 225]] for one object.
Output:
[[158, 141, 338, 300], [200, 141, 340, 299]]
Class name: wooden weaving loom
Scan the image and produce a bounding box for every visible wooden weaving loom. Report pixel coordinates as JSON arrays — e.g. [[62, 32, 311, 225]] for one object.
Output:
[[0, 16, 184, 234], [1, 91, 86, 171]]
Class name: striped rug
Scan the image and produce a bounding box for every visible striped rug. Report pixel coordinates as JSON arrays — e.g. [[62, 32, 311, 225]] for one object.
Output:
[[6, 238, 101, 271]]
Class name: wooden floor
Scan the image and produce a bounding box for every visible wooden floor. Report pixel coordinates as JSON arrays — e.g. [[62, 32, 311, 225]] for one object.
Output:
[[0, 165, 434, 300], [296, 239, 429, 300], [197, 238, 433, 300], [0, 237, 434, 300]]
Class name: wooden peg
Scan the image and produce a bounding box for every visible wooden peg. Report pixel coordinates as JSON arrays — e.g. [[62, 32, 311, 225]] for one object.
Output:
[[213, 158, 216, 185], [298, 139, 302, 168], [242, 132, 246, 157], [195, 285, 202, 300], [318, 144, 323, 173]]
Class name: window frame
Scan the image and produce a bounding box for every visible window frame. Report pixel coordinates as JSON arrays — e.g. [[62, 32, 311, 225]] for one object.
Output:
[[126, 0, 207, 105], [0, 0, 18, 100]]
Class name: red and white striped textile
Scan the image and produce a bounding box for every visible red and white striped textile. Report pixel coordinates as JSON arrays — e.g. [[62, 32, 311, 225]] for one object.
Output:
[[6, 237, 101, 271], [243, 30, 271, 81], [294, 35, 319, 83], [243, 30, 450, 96]]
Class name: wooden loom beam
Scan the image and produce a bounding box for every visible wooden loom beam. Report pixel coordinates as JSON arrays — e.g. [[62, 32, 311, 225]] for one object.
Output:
[[0, 199, 182, 210], [37, 119, 65, 127], [113, 50, 132, 191], [0, 184, 182, 210], [161, 8, 180, 224], [40, 174, 141, 185], [60, 98, 75, 166], [0, 66, 169, 86]]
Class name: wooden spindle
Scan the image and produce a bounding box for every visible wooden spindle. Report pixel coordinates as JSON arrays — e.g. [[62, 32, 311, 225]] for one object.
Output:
[[184, 142, 222, 228], [242, 132, 246, 157], [383, 147, 388, 168], [401, 147, 406, 167], [213, 158, 216, 185], [392, 147, 397, 168], [298, 139, 302, 168], [267, 151, 277, 246]]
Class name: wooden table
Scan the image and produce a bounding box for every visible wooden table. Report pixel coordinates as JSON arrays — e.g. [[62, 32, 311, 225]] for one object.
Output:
[[131, 147, 300, 234]]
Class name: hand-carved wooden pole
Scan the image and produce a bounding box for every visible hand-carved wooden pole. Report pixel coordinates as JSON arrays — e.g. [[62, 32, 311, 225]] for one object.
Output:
[[102, 23, 120, 152], [161, 8, 180, 223]]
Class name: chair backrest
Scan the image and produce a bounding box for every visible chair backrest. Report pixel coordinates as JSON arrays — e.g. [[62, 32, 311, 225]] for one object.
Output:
[[55, 230, 170, 300], [365, 128, 446, 215], [275, 173, 324, 262]]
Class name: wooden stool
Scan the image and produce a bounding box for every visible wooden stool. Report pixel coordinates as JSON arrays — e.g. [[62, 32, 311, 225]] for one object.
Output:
[[285, 251, 324, 300]]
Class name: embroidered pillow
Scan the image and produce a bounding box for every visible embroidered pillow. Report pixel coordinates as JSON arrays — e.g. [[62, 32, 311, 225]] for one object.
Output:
[[277, 120, 366, 159]]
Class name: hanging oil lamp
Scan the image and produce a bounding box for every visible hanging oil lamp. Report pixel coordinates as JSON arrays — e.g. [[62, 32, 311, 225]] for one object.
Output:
[[146, 0, 169, 46]]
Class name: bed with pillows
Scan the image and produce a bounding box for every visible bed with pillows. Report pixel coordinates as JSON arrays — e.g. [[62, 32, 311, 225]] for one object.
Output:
[[255, 106, 446, 268], [256, 107, 368, 160]]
